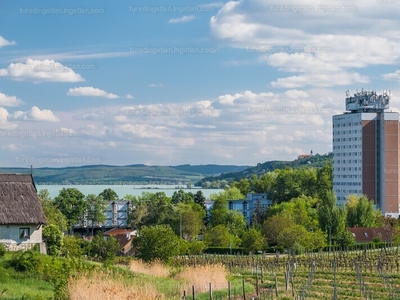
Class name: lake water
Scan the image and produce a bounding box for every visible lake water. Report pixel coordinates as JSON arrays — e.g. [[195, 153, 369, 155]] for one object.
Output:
[[36, 184, 223, 199]]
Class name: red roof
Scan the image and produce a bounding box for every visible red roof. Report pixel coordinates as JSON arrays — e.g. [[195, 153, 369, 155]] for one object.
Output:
[[347, 227, 394, 243], [104, 228, 133, 236]]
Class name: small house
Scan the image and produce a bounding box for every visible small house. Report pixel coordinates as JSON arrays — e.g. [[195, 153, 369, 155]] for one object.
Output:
[[103, 227, 136, 255], [347, 227, 394, 243], [0, 174, 47, 252]]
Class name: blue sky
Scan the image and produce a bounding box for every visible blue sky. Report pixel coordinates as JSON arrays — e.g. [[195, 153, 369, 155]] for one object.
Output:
[[1, 0, 400, 167]]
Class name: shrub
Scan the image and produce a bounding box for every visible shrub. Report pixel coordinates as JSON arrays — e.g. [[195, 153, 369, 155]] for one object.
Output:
[[0, 243, 6, 257], [7, 250, 42, 272]]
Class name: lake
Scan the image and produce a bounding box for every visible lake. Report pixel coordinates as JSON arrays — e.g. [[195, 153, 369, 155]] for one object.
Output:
[[36, 184, 223, 199]]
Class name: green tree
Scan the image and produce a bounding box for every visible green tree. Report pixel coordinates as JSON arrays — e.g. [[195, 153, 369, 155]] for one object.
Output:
[[90, 233, 120, 262], [98, 188, 119, 201], [54, 188, 86, 231], [318, 190, 347, 244], [61, 235, 89, 258], [262, 215, 295, 245], [194, 190, 206, 210], [38, 189, 67, 231], [43, 224, 63, 256], [346, 195, 377, 228], [204, 225, 233, 247], [241, 228, 266, 254], [172, 203, 205, 241], [86, 194, 108, 236], [232, 178, 251, 196], [133, 224, 180, 263], [277, 224, 309, 250], [171, 190, 194, 205]]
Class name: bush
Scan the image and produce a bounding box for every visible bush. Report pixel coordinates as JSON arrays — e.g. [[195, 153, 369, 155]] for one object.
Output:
[[7, 250, 42, 272], [188, 241, 206, 255], [0, 243, 6, 257]]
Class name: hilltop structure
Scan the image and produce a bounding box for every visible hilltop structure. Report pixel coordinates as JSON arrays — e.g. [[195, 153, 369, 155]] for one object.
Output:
[[333, 89, 399, 216]]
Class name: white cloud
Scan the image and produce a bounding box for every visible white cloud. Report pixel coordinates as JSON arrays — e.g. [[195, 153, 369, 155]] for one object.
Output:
[[148, 83, 166, 88], [67, 87, 120, 99], [168, 15, 196, 24], [0, 59, 85, 83], [0, 36, 16, 48], [10, 106, 60, 122], [383, 71, 400, 81], [210, 0, 400, 88], [0, 107, 18, 129], [125, 94, 134, 99], [0, 93, 23, 106]]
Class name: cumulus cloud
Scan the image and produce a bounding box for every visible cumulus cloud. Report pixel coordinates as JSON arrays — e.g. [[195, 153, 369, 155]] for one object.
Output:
[[10, 106, 60, 122], [67, 87, 120, 99], [0, 36, 16, 48], [0, 59, 85, 83], [125, 94, 134, 99], [0, 93, 23, 106], [168, 15, 195, 24], [0, 107, 18, 129], [209, 0, 400, 87]]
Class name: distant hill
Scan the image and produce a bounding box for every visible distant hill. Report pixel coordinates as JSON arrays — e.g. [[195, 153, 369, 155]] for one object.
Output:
[[0, 164, 250, 185], [197, 153, 333, 185]]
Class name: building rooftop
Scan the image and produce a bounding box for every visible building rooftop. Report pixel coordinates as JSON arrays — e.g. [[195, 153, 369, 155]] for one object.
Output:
[[345, 89, 390, 113]]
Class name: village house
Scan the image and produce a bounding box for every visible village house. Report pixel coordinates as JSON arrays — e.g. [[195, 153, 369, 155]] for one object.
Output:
[[0, 174, 47, 252], [103, 227, 136, 255], [347, 227, 394, 243]]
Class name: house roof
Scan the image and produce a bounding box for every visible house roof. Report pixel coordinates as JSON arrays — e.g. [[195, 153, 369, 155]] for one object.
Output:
[[0, 174, 47, 225], [103, 228, 134, 236], [347, 227, 393, 243]]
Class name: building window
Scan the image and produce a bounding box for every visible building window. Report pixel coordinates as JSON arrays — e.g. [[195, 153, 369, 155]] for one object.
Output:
[[19, 228, 30, 239], [243, 201, 248, 211], [229, 201, 233, 210]]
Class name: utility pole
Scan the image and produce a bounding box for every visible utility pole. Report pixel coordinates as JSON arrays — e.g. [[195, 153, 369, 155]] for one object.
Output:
[[180, 213, 182, 238]]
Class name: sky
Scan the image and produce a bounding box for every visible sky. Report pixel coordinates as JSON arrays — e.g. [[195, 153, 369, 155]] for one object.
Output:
[[0, 0, 400, 168]]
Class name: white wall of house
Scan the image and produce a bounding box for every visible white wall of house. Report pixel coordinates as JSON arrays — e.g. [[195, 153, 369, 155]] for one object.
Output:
[[0, 224, 43, 244]]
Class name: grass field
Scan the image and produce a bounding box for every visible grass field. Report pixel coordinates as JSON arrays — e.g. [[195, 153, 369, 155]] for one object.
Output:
[[2, 246, 400, 299]]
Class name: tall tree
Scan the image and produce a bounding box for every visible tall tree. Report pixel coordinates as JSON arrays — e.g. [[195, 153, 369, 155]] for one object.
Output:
[[86, 194, 108, 236], [241, 228, 266, 254], [38, 189, 66, 231], [346, 195, 377, 228], [171, 190, 194, 205], [133, 224, 180, 263], [54, 188, 86, 231], [317, 190, 347, 244], [98, 188, 119, 201], [194, 190, 206, 210]]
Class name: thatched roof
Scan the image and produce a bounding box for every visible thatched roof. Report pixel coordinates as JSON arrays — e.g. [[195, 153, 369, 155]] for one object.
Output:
[[0, 174, 47, 225]]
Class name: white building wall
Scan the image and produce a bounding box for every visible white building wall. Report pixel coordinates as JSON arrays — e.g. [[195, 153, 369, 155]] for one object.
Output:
[[0, 224, 43, 244], [333, 113, 364, 206]]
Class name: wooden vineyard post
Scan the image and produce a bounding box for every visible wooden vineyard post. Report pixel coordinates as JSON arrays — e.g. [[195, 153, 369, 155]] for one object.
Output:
[[228, 281, 231, 300], [209, 283, 213, 300], [192, 285, 196, 300], [242, 277, 246, 300]]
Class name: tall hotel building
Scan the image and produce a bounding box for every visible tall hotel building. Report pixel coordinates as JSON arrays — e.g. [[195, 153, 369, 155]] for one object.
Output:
[[333, 90, 399, 216]]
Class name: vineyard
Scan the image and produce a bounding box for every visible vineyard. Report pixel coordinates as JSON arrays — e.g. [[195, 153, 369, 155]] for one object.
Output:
[[174, 244, 400, 299]]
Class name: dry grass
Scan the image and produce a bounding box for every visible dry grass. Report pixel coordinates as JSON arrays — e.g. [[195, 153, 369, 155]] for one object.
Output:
[[129, 259, 170, 277], [175, 263, 228, 293], [68, 273, 165, 300]]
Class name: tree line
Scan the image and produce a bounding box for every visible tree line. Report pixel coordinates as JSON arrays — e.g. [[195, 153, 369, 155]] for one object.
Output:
[[39, 163, 400, 263]]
